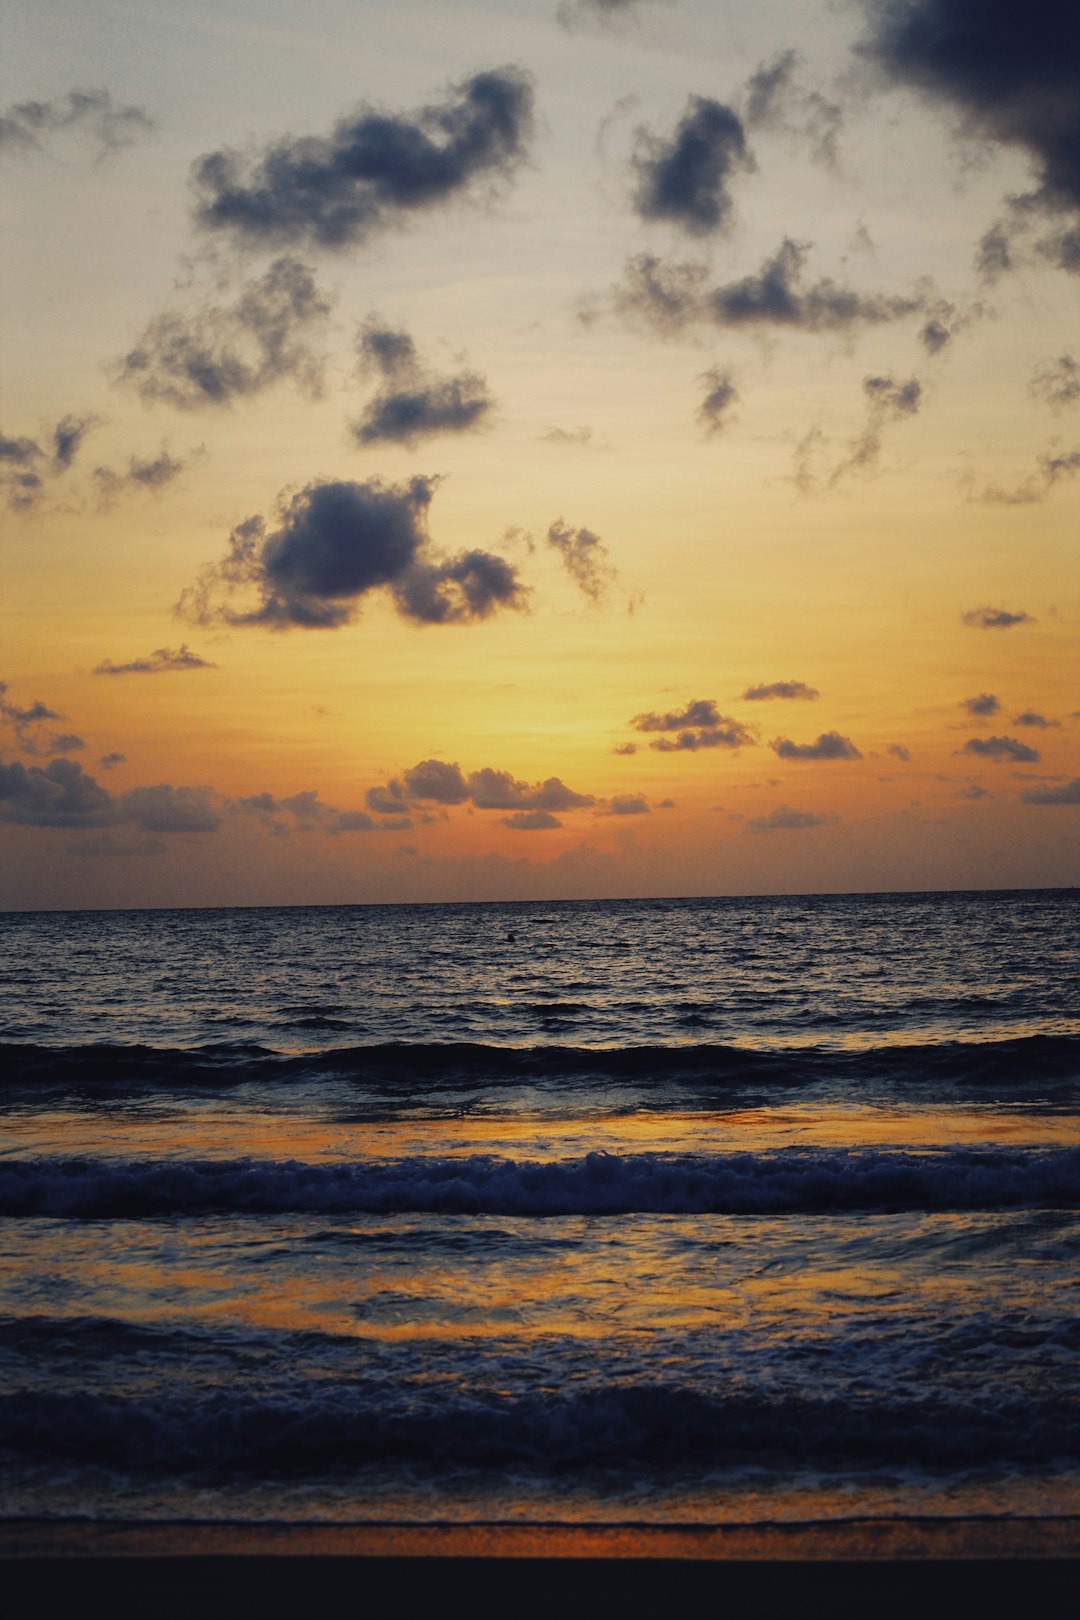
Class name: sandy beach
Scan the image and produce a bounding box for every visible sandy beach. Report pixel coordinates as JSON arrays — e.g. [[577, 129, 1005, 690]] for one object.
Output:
[[4, 1519, 1079, 1619]]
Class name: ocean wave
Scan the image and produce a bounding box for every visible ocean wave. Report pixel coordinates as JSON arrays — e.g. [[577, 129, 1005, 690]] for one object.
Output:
[[2, 1382, 1076, 1471], [0, 1031, 1077, 1094], [3, 1145, 1078, 1218]]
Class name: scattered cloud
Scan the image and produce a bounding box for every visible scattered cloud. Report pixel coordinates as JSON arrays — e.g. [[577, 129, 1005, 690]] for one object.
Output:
[[191, 68, 534, 251], [117, 257, 331, 410], [743, 49, 845, 167], [1021, 777, 1080, 805], [92, 447, 198, 505], [632, 96, 752, 235], [962, 692, 1000, 718], [615, 238, 926, 337], [122, 783, 222, 833], [0, 413, 96, 510], [1013, 710, 1058, 728], [974, 446, 1080, 504], [742, 680, 819, 702], [745, 804, 837, 833], [0, 756, 114, 827], [0, 680, 79, 756], [235, 789, 379, 835], [961, 735, 1040, 764], [351, 320, 493, 447], [957, 784, 991, 800], [1030, 354, 1080, 410], [178, 476, 529, 630], [962, 605, 1034, 629], [540, 425, 607, 449], [613, 742, 638, 756], [771, 730, 862, 761], [468, 768, 594, 811], [605, 793, 650, 815], [795, 373, 922, 493], [94, 644, 216, 677], [546, 520, 618, 604], [698, 367, 739, 434], [630, 698, 755, 752], [502, 809, 562, 830], [100, 752, 126, 769], [365, 758, 595, 818], [887, 743, 912, 761], [0, 88, 154, 159]]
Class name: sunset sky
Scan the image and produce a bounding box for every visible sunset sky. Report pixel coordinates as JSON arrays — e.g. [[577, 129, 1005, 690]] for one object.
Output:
[[2, 0, 1077, 908]]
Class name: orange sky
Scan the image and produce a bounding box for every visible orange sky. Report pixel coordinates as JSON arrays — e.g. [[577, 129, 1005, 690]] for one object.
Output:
[[2, 0, 1077, 907]]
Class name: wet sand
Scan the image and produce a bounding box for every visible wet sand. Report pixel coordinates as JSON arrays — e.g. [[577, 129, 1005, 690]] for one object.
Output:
[[4, 1519, 1077, 1619]]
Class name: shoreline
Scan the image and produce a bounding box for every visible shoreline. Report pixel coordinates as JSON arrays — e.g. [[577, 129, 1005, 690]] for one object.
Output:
[[4, 1513, 1079, 1560], [4, 1519, 1078, 1620]]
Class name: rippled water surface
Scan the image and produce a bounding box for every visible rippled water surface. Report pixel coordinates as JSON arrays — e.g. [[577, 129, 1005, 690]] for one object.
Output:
[[1, 890, 1077, 1529]]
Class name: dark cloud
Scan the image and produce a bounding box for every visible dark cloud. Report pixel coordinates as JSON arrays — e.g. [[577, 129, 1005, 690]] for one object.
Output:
[[100, 752, 126, 769], [962, 692, 1000, 717], [235, 789, 379, 835], [0, 681, 71, 755], [93, 448, 195, 505], [178, 476, 528, 630], [962, 605, 1034, 629], [698, 368, 739, 433], [632, 97, 751, 236], [122, 783, 222, 833], [957, 784, 991, 800], [94, 644, 216, 677], [0, 89, 154, 158], [0, 414, 96, 510], [546, 520, 617, 604], [606, 793, 650, 815], [632, 697, 725, 731], [191, 68, 534, 252], [351, 320, 493, 447], [1014, 710, 1058, 728], [887, 743, 912, 761], [857, 0, 1080, 272], [746, 804, 837, 833], [612, 742, 638, 756], [630, 699, 755, 751], [961, 735, 1040, 763], [502, 809, 562, 830], [403, 759, 471, 804], [1021, 776, 1080, 804], [369, 758, 594, 816], [743, 49, 845, 167], [0, 756, 114, 827], [616, 238, 926, 337], [394, 549, 529, 626], [975, 445, 1080, 504], [467, 769, 594, 811], [1030, 354, 1080, 409], [118, 258, 330, 410], [742, 680, 819, 701], [771, 731, 862, 761], [52, 414, 96, 470]]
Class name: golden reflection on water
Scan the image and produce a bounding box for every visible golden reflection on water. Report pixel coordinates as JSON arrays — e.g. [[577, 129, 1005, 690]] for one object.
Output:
[[5, 1102, 1078, 1162]]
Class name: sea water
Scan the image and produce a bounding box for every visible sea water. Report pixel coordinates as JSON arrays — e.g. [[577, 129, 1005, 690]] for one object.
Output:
[[0, 891, 1077, 1530]]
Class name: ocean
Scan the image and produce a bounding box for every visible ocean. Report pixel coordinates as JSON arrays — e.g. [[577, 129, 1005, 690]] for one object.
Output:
[[1, 890, 1078, 1539]]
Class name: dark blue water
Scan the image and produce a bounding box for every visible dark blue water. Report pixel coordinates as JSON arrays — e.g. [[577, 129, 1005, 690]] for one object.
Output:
[[1, 890, 1077, 1528]]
